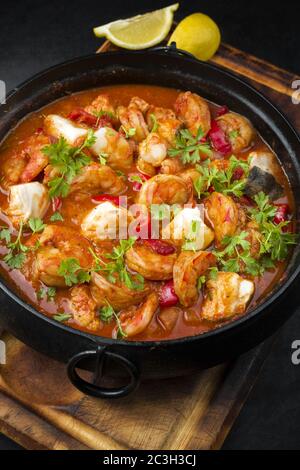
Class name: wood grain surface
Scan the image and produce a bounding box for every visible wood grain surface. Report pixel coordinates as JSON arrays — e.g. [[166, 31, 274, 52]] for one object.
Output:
[[0, 39, 298, 450]]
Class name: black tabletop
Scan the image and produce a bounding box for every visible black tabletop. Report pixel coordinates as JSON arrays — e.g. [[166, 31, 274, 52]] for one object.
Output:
[[0, 0, 299, 451]]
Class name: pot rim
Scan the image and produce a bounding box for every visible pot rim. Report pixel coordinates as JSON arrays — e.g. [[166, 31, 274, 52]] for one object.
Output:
[[1, 48, 299, 349]]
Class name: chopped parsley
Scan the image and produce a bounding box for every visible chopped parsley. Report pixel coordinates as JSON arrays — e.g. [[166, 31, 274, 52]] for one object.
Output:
[[42, 130, 95, 198], [89, 237, 144, 291], [194, 155, 251, 199], [98, 152, 108, 165], [57, 258, 91, 286], [121, 126, 136, 139], [28, 217, 46, 233], [99, 301, 127, 338], [53, 313, 72, 323], [50, 211, 64, 222], [168, 127, 212, 164], [3, 222, 28, 269], [150, 113, 158, 133], [37, 286, 56, 301]]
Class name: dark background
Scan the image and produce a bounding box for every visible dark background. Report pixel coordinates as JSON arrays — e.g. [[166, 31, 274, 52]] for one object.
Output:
[[0, 0, 299, 450]]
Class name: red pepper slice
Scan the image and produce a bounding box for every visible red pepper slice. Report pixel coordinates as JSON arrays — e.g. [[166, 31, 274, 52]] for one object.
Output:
[[52, 196, 62, 212], [239, 195, 255, 207], [144, 239, 176, 255], [159, 280, 179, 308], [68, 108, 98, 127], [128, 172, 151, 192], [208, 120, 232, 156], [91, 194, 120, 206], [273, 203, 289, 225], [216, 105, 229, 117], [232, 167, 244, 180]]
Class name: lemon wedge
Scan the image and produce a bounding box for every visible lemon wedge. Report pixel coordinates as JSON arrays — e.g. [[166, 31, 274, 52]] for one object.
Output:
[[94, 4, 179, 50], [168, 13, 221, 61]]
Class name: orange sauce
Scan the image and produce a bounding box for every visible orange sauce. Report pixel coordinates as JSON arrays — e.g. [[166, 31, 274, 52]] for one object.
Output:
[[0, 85, 294, 341]]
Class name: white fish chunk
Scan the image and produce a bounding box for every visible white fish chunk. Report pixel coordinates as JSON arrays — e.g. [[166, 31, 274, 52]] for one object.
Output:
[[81, 201, 131, 241], [201, 272, 254, 321], [7, 182, 49, 226], [44, 115, 87, 145], [161, 206, 214, 250]]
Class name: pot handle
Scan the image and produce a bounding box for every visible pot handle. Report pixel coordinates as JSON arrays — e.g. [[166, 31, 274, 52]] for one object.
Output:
[[67, 346, 140, 398], [150, 42, 197, 60]]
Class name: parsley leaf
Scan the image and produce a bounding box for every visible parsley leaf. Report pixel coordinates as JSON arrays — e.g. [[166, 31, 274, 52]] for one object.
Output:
[[50, 211, 64, 222], [37, 286, 56, 301], [168, 127, 212, 164], [42, 130, 95, 198], [3, 222, 28, 269], [58, 258, 91, 286], [121, 126, 136, 139], [98, 152, 108, 165], [53, 313, 72, 323], [99, 300, 127, 338], [89, 237, 144, 291], [0, 227, 11, 244], [28, 217, 46, 233], [150, 113, 158, 132], [194, 155, 251, 199]]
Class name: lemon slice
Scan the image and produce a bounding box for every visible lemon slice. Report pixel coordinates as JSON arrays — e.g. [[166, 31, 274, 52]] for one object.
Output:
[[168, 13, 221, 61], [94, 3, 179, 50]]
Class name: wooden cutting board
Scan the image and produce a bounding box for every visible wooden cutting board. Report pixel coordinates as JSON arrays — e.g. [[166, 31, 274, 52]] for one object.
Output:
[[0, 39, 298, 450]]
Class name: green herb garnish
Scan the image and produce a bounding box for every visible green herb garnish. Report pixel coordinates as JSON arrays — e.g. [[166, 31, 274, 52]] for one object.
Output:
[[50, 212, 64, 222], [168, 127, 212, 164], [194, 155, 251, 199], [28, 217, 46, 233], [57, 258, 91, 286], [99, 300, 127, 338], [3, 222, 28, 269], [53, 313, 72, 323], [89, 237, 144, 291], [42, 130, 95, 198]]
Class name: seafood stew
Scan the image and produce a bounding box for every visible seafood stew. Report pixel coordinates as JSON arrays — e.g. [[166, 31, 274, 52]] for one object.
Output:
[[0, 84, 296, 341]]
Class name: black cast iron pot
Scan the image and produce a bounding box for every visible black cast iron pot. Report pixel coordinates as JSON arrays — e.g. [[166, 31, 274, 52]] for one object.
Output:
[[0, 47, 299, 398]]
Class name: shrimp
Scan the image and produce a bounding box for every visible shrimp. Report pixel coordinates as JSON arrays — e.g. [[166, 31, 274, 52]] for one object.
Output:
[[91, 271, 151, 310], [201, 272, 254, 321], [69, 285, 100, 331], [136, 174, 193, 208], [146, 105, 181, 147], [138, 132, 167, 167], [117, 99, 149, 143], [116, 292, 159, 338], [84, 93, 115, 119], [69, 163, 126, 195], [204, 192, 239, 247], [136, 157, 156, 177], [130, 96, 150, 114], [32, 225, 93, 287], [90, 127, 133, 171], [173, 250, 216, 307], [1, 134, 50, 187], [174, 91, 211, 137], [179, 168, 201, 194], [160, 157, 184, 175], [216, 112, 255, 153], [125, 241, 177, 280]]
